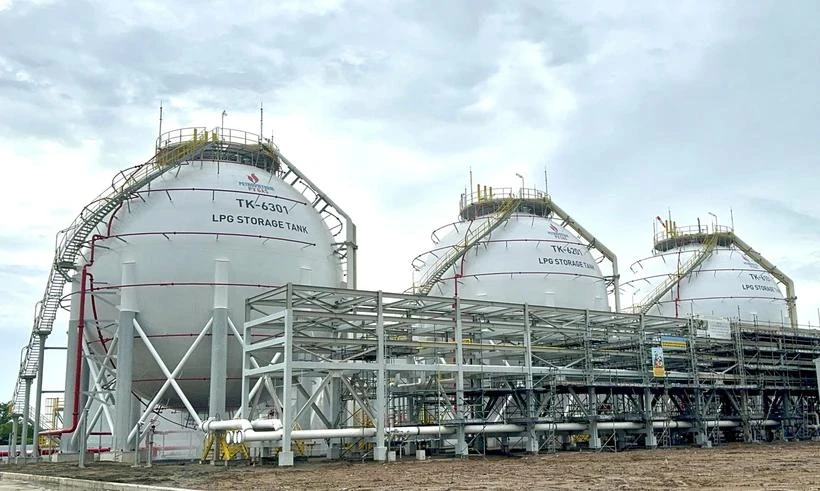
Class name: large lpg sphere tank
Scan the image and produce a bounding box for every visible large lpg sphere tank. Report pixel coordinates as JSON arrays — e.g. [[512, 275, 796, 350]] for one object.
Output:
[[623, 225, 787, 324], [415, 189, 609, 310], [79, 128, 342, 409]]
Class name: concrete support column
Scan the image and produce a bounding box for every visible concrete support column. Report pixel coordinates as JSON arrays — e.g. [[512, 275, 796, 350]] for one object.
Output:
[[209, 259, 229, 421], [587, 387, 601, 450], [114, 261, 138, 455], [644, 389, 657, 448], [373, 292, 387, 462], [21, 377, 32, 461], [32, 333, 47, 460]]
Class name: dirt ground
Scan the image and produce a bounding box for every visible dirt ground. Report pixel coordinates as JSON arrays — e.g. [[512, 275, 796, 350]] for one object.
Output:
[[4, 441, 820, 490]]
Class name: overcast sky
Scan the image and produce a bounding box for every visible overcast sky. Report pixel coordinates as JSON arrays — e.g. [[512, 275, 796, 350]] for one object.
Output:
[[1, 0, 819, 405]]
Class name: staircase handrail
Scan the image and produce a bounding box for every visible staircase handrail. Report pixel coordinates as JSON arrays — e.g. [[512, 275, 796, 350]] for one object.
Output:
[[415, 198, 520, 295], [12, 137, 212, 413], [635, 232, 719, 314]]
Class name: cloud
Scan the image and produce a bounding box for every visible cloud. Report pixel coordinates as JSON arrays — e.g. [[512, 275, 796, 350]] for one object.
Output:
[[1, 0, 819, 405]]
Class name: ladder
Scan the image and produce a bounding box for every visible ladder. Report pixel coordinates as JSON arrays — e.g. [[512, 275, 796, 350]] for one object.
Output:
[[634, 232, 719, 315], [415, 198, 521, 295], [11, 137, 212, 416]]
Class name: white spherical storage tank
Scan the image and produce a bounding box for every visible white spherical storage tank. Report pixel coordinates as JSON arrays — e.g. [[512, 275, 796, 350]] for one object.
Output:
[[413, 187, 610, 310], [623, 220, 790, 325], [76, 128, 344, 410]]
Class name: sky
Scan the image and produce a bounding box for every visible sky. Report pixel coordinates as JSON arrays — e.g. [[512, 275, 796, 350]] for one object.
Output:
[[1, 0, 819, 406]]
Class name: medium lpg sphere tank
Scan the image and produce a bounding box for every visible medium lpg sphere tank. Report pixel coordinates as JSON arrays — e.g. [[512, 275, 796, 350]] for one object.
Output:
[[413, 187, 609, 310], [623, 220, 789, 324], [78, 128, 343, 410]]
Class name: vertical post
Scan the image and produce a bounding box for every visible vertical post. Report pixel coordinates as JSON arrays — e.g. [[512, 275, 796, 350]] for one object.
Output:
[[346, 222, 357, 289], [374, 291, 387, 461], [10, 416, 18, 463], [115, 261, 138, 457], [209, 260, 229, 421], [644, 389, 657, 448], [278, 285, 295, 467], [78, 407, 87, 468], [454, 297, 468, 457], [21, 378, 32, 461], [523, 304, 538, 454], [241, 301, 251, 420], [583, 309, 600, 450], [32, 333, 47, 460], [61, 278, 81, 453], [587, 387, 601, 450], [639, 314, 657, 448]]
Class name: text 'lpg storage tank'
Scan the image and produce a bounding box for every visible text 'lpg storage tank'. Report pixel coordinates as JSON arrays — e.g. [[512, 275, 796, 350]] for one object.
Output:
[[412, 184, 619, 310], [71, 127, 350, 411], [623, 215, 796, 327]]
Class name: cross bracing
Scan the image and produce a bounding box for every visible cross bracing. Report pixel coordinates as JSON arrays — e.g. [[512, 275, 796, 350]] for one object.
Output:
[[237, 284, 820, 462]]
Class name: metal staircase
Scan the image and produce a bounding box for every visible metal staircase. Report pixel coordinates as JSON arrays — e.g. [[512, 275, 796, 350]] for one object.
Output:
[[415, 198, 521, 296], [11, 136, 213, 416], [634, 232, 719, 315]]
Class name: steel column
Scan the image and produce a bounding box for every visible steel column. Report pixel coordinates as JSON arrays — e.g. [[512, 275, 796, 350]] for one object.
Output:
[[10, 417, 18, 463], [20, 377, 32, 461], [454, 297, 468, 457], [374, 291, 387, 461], [31, 333, 46, 460]]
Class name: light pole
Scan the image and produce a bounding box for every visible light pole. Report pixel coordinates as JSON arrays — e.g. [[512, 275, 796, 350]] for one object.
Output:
[[708, 212, 718, 232], [221, 110, 227, 139], [515, 173, 524, 197]]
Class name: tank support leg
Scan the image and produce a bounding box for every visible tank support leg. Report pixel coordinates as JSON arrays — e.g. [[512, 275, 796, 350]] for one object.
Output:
[[115, 261, 138, 457], [209, 260, 229, 421], [61, 277, 81, 453]]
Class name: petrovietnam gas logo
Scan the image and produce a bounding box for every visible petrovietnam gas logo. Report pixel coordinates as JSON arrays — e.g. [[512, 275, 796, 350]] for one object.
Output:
[[548, 222, 570, 240], [239, 172, 275, 194]]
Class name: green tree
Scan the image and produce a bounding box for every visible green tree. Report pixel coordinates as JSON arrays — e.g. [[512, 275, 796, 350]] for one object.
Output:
[[0, 402, 34, 445]]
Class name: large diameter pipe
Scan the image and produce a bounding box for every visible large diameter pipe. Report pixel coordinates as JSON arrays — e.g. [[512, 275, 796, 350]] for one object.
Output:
[[227, 419, 781, 443]]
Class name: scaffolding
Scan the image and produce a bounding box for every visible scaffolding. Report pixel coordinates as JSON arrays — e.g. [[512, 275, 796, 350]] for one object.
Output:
[[238, 284, 820, 464]]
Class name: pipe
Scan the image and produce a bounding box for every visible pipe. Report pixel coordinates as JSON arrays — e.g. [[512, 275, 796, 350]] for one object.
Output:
[[213, 418, 782, 443]]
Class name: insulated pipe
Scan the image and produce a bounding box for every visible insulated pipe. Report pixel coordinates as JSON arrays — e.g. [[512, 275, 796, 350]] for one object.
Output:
[[223, 419, 781, 443], [278, 154, 357, 288], [546, 198, 620, 312], [730, 233, 797, 329]]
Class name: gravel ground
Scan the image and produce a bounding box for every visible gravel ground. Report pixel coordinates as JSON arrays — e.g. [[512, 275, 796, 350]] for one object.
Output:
[[4, 441, 820, 490]]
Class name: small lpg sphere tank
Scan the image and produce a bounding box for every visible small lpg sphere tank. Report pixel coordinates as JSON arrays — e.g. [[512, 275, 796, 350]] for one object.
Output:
[[623, 218, 790, 325], [76, 128, 343, 410], [413, 186, 610, 310]]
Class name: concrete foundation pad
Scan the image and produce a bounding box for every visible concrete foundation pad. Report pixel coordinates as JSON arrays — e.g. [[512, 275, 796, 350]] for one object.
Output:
[[278, 451, 294, 467], [374, 446, 387, 461]]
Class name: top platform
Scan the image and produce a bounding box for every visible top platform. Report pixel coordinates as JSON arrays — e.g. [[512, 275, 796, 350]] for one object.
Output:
[[156, 127, 281, 173], [653, 224, 735, 252], [459, 187, 552, 220]]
